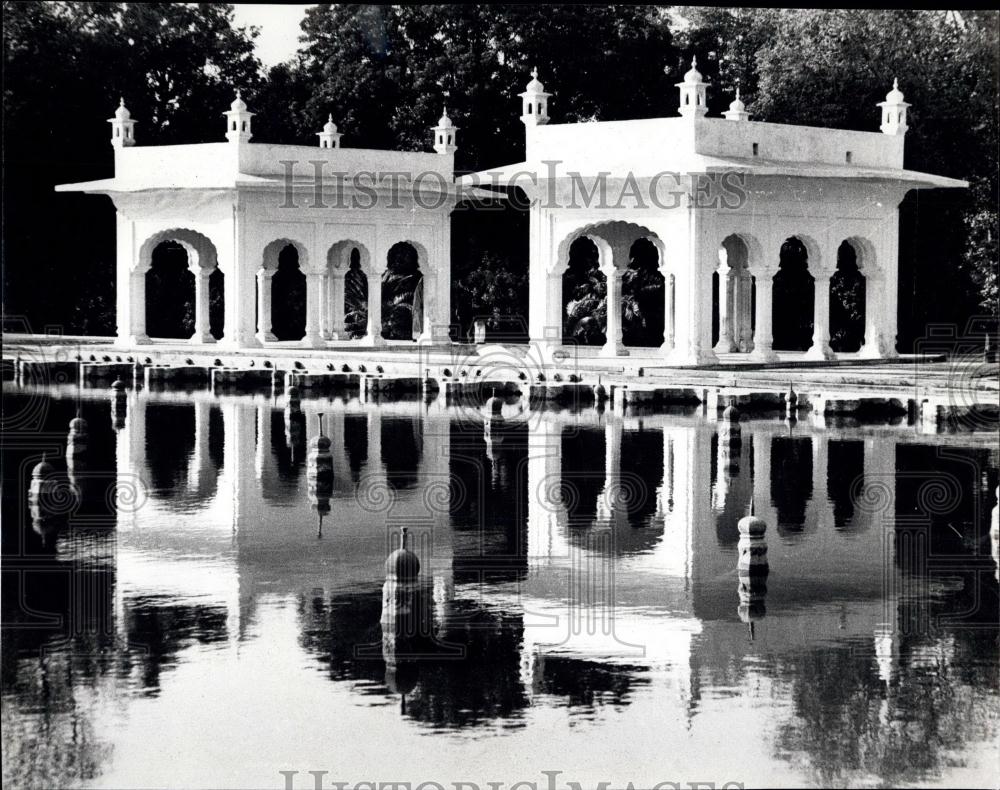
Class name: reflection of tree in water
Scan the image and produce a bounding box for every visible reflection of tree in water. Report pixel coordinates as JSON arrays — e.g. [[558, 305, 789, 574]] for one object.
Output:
[[828, 440, 863, 529], [124, 600, 229, 692], [772, 629, 998, 787], [1, 523, 229, 788], [770, 436, 812, 534], [343, 414, 368, 483], [297, 588, 528, 726], [144, 403, 194, 493], [539, 657, 650, 710], [561, 426, 604, 527], [381, 416, 422, 490], [295, 587, 650, 729], [449, 423, 529, 583]]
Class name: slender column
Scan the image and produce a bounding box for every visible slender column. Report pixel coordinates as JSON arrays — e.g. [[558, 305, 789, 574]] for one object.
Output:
[[330, 272, 345, 339], [303, 272, 324, 347], [129, 268, 151, 344], [319, 271, 331, 340], [714, 266, 737, 353], [687, 261, 718, 365], [859, 272, 886, 358], [526, 417, 569, 564], [749, 270, 778, 361], [547, 270, 563, 349], [600, 266, 628, 357], [660, 272, 676, 355], [806, 269, 835, 360], [254, 402, 271, 483], [366, 269, 386, 346], [417, 275, 434, 342], [256, 268, 277, 344], [191, 266, 215, 344]]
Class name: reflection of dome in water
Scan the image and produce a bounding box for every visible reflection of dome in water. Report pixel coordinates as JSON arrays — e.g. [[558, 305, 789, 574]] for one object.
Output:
[[31, 454, 56, 479], [385, 528, 420, 580], [738, 501, 767, 537], [484, 395, 503, 416], [69, 416, 88, 434]]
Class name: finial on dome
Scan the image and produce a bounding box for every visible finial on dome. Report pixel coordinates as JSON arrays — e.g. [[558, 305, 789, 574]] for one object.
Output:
[[531, 66, 539, 79], [893, 77, 899, 90]]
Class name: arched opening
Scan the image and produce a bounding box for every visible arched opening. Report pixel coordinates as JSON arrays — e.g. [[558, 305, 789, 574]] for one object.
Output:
[[344, 248, 368, 339], [382, 242, 423, 341], [772, 237, 814, 351], [712, 235, 756, 352], [145, 241, 194, 339], [622, 238, 664, 347], [562, 236, 606, 346], [208, 269, 225, 340], [830, 240, 866, 352], [270, 243, 306, 341]]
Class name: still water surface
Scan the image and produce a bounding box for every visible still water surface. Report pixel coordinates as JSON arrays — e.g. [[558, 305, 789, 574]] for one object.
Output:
[[2, 386, 998, 789]]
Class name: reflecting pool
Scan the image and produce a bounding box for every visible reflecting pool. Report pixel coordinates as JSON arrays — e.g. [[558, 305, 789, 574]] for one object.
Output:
[[2, 386, 998, 789]]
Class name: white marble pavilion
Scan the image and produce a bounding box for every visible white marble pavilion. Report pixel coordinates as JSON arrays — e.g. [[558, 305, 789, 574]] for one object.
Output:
[[56, 62, 966, 365], [462, 63, 967, 365]]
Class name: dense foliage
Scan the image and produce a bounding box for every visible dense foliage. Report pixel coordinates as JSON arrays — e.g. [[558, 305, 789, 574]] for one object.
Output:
[[2, 5, 996, 347]]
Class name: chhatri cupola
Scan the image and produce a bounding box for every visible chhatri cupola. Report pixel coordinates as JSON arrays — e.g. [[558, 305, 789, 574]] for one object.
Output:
[[224, 89, 253, 144], [519, 67, 550, 126], [676, 56, 708, 118]]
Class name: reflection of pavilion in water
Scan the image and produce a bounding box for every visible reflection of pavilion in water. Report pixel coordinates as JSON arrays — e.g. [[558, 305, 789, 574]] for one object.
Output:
[[107, 394, 998, 727], [6, 386, 996, 784]]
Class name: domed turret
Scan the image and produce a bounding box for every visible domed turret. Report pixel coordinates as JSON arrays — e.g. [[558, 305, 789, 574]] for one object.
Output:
[[723, 86, 749, 122], [675, 56, 708, 119], [108, 98, 137, 148], [519, 67, 551, 127], [722, 403, 741, 423], [317, 114, 342, 149], [877, 78, 909, 136], [224, 89, 254, 143], [432, 105, 457, 155], [385, 527, 421, 581]]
